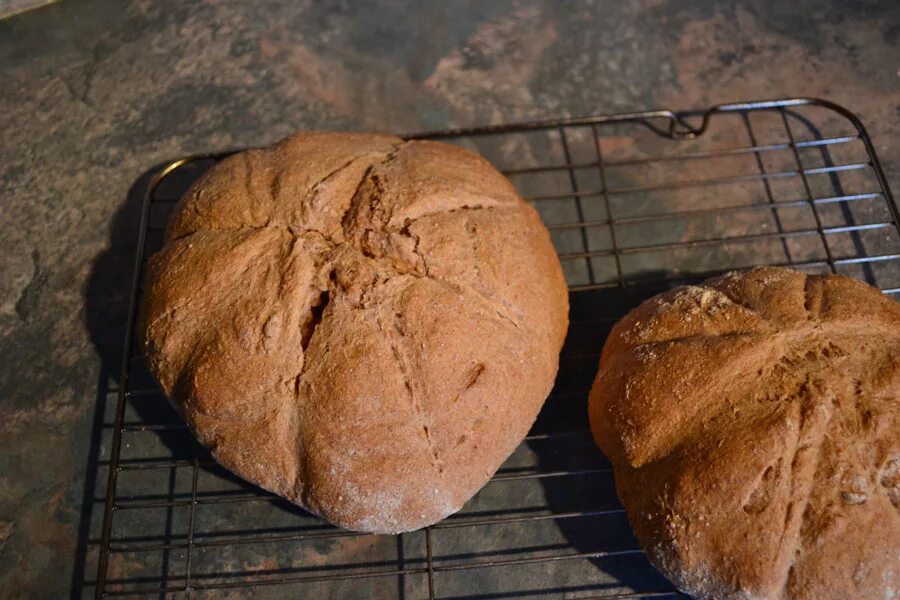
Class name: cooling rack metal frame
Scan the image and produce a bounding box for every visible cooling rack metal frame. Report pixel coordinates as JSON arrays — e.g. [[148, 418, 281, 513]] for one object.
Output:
[[93, 98, 899, 598]]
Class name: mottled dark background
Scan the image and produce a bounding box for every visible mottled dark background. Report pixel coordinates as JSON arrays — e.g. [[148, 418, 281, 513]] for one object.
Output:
[[0, 0, 898, 597]]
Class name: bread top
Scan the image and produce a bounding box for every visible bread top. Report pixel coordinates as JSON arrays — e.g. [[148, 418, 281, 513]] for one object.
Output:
[[592, 266, 900, 469], [140, 132, 569, 533], [590, 267, 899, 599]]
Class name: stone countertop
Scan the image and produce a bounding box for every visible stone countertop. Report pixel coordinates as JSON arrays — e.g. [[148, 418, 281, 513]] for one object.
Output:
[[0, 0, 898, 596]]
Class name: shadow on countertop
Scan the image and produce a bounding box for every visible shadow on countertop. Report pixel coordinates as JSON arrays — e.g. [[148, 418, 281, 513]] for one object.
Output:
[[530, 281, 682, 598], [74, 162, 158, 599], [75, 160, 195, 599]]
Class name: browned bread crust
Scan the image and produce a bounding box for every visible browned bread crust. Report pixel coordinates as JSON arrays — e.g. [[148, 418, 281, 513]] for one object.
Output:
[[590, 266, 899, 600], [140, 132, 568, 533]]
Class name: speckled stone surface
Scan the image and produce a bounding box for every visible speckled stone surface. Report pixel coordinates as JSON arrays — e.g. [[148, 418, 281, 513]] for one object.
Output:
[[0, 0, 898, 597]]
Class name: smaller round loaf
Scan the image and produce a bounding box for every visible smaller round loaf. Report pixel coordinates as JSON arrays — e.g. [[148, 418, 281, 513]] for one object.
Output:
[[589, 267, 899, 600], [140, 132, 568, 533]]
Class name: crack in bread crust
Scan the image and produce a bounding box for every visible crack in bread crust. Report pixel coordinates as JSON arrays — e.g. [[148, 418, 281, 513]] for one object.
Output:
[[774, 380, 834, 598], [377, 310, 444, 474]]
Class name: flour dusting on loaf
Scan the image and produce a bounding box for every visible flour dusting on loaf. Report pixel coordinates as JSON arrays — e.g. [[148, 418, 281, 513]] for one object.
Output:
[[140, 132, 569, 533], [590, 266, 899, 600]]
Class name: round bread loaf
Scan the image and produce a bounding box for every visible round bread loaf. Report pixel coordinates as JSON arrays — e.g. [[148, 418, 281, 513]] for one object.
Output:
[[589, 267, 899, 600], [140, 132, 568, 533]]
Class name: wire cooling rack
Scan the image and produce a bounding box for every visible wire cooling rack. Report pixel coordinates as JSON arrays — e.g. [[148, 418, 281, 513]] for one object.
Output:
[[91, 98, 899, 598]]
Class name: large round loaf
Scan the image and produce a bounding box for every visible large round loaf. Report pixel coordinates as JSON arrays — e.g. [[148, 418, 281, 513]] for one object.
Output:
[[589, 267, 899, 599], [140, 132, 568, 533]]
